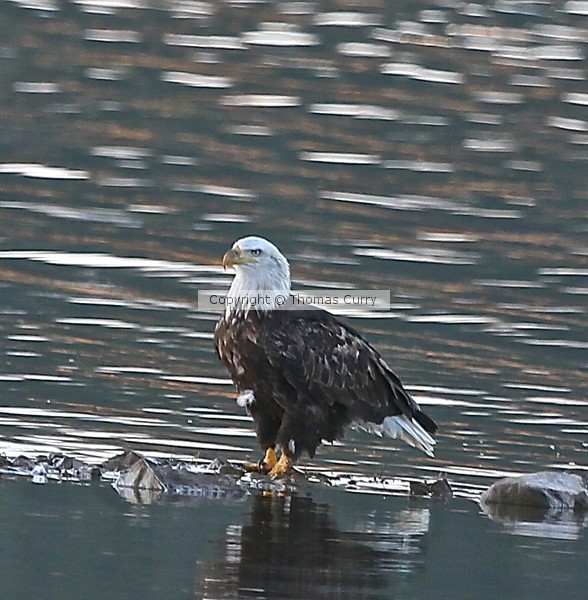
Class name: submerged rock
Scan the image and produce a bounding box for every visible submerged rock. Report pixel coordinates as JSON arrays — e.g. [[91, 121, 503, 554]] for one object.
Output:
[[101, 450, 144, 472], [0, 452, 97, 483], [481, 471, 588, 511], [410, 477, 453, 500], [31, 463, 48, 485]]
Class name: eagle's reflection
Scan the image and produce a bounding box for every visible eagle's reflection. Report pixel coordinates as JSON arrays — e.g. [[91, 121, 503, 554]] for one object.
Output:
[[197, 492, 430, 599]]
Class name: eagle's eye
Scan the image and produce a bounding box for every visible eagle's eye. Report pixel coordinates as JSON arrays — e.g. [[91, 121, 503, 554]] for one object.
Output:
[[251, 249, 262, 256]]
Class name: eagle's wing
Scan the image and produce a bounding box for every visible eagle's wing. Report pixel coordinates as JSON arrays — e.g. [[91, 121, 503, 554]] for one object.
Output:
[[259, 310, 430, 427]]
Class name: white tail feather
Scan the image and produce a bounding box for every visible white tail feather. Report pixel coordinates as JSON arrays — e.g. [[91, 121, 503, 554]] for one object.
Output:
[[354, 415, 436, 457]]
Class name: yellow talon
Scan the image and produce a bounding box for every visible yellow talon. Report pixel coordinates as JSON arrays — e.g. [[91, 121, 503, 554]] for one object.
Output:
[[267, 454, 292, 479], [261, 447, 278, 473]]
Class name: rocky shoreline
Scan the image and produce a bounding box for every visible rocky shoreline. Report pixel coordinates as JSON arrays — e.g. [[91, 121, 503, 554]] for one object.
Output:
[[2, 450, 587, 536]]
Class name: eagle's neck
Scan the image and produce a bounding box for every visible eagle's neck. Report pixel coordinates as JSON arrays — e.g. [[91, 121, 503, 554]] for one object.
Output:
[[226, 263, 290, 318]]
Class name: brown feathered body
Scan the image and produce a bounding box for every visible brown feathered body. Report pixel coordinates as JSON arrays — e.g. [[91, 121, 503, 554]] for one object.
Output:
[[215, 307, 437, 460]]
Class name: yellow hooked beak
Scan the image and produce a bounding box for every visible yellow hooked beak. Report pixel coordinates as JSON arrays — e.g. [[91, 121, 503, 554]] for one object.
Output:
[[222, 247, 256, 270]]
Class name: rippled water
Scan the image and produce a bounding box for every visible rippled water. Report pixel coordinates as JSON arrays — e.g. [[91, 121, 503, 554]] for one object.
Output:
[[0, 1, 587, 598]]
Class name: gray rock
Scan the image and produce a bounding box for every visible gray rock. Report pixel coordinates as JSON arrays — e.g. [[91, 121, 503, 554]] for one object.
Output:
[[112, 456, 249, 504], [481, 471, 588, 510]]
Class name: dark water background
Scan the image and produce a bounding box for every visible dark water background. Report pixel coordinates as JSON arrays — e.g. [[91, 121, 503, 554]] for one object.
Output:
[[0, 1, 586, 598]]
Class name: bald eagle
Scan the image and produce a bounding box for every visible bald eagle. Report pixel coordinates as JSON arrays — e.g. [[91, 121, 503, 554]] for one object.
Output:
[[214, 236, 437, 478]]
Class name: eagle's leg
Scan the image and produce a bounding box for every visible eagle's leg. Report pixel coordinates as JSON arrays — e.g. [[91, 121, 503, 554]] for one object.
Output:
[[267, 453, 292, 479]]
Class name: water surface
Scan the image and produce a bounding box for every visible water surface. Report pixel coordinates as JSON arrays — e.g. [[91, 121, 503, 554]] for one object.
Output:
[[0, 1, 586, 598]]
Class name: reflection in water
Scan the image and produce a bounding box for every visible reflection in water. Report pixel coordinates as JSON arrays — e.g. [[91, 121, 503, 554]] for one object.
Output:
[[198, 492, 429, 599], [482, 501, 588, 541]]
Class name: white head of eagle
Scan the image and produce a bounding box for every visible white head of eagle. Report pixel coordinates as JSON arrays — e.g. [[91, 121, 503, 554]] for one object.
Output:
[[222, 236, 291, 315], [215, 235, 438, 478]]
